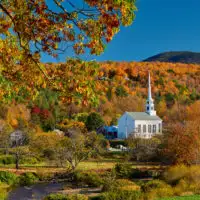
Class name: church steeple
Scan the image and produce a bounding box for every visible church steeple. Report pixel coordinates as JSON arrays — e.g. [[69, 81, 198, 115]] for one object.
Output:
[[148, 71, 152, 100], [146, 72, 156, 116]]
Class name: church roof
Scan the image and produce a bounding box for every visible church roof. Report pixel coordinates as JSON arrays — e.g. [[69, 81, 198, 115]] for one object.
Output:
[[126, 112, 162, 121]]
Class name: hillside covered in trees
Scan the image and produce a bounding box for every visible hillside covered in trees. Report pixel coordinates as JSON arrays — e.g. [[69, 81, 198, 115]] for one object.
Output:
[[0, 60, 199, 127]]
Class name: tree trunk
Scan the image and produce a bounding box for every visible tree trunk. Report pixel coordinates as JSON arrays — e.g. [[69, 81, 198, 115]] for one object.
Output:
[[15, 153, 19, 170]]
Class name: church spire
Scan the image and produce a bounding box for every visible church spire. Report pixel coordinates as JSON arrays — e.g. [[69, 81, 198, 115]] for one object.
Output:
[[148, 71, 152, 100], [146, 71, 156, 116]]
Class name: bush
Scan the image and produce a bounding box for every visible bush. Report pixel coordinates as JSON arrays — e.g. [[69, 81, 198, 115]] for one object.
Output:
[[0, 171, 18, 185], [114, 163, 132, 178], [19, 172, 39, 186], [0, 182, 9, 200], [114, 163, 156, 179], [36, 169, 54, 181], [145, 186, 174, 200], [116, 179, 140, 191], [102, 171, 118, 192], [162, 165, 200, 196], [174, 178, 200, 196], [163, 165, 200, 185], [141, 180, 170, 193], [163, 165, 189, 185], [44, 194, 88, 200], [141, 179, 174, 200], [0, 155, 15, 165], [20, 157, 39, 164], [74, 171, 103, 187], [99, 190, 142, 200]]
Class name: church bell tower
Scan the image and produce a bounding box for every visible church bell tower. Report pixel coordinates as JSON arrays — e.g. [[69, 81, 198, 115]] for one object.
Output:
[[146, 72, 156, 116]]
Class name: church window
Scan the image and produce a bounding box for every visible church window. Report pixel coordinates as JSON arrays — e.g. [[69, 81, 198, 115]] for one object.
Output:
[[138, 125, 141, 133], [148, 125, 151, 133], [151, 106, 154, 110], [143, 125, 146, 133], [147, 106, 149, 111], [159, 123, 162, 133], [153, 125, 156, 133]]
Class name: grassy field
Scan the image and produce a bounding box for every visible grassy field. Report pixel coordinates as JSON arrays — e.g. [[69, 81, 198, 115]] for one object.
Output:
[[159, 195, 200, 200]]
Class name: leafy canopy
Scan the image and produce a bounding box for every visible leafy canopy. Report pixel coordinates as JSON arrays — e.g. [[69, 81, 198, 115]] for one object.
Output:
[[0, 0, 137, 104]]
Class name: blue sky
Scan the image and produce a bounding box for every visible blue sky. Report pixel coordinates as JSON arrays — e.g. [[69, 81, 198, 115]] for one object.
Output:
[[41, 0, 200, 63]]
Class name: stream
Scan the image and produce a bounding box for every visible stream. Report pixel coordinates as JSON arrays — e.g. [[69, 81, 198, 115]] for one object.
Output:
[[8, 182, 102, 200], [8, 182, 65, 200]]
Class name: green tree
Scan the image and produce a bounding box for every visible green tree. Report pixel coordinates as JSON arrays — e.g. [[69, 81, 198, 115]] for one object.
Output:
[[86, 112, 105, 131], [115, 85, 128, 97], [73, 113, 89, 125], [110, 114, 120, 126], [31, 130, 107, 170]]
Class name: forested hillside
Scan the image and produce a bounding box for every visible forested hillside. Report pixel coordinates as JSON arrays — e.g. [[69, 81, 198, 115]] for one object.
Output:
[[96, 61, 200, 123], [0, 61, 199, 128]]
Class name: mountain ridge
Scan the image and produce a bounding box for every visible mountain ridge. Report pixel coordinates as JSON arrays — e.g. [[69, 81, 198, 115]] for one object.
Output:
[[143, 51, 200, 64]]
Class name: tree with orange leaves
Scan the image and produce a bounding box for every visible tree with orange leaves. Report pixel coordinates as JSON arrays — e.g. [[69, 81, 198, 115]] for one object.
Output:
[[164, 120, 200, 165], [0, 0, 137, 104]]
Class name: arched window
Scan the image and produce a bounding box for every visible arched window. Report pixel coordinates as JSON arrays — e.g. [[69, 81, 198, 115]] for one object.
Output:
[[148, 125, 151, 133], [138, 125, 141, 133], [153, 125, 156, 133], [143, 125, 146, 133]]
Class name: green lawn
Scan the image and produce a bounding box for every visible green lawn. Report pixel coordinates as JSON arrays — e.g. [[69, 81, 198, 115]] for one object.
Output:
[[159, 195, 200, 200]]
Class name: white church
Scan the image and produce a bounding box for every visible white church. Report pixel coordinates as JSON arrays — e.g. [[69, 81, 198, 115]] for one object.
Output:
[[118, 72, 162, 139]]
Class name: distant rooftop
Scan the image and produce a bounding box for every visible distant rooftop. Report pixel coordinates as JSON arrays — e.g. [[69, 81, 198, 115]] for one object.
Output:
[[126, 112, 162, 121]]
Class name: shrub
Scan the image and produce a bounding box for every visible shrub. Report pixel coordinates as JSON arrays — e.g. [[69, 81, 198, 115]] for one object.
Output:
[[19, 172, 39, 186], [74, 171, 103, 187], [0, 171, 18, 185], [163, 165, 200, 186], [163, 165, 188, 185], [99, 190, 142, 200], [163, 165, 200, 196], [36, 169, 54, 181], [186, 165, 200, 185], [20, 157, 39, 164], [145, 186, 174, 200], [114, 163, 155, 179], [174, 178, 200, 196], [173, 179, 190, 196], [44, 194, 88, 200], [141, 179, 170, 193], [0, 155, 15, 165], [116, 179, 140, 191], [114, 163, 132, 178], [141, 179, 174, 200], [102, 172, 118, 192], [0, 182, 9, 200]]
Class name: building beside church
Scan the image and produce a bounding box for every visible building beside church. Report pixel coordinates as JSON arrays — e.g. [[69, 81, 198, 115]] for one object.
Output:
[[118, 72, 162, 139]]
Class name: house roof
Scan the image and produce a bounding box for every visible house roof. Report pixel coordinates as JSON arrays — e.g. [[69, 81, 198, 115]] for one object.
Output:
[[126, 112, 162, 121]]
